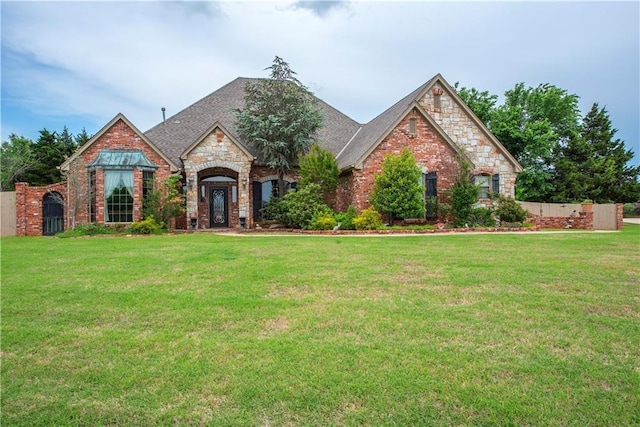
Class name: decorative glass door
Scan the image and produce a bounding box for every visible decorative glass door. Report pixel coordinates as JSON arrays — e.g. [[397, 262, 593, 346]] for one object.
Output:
[[209, 187, 228, 227]]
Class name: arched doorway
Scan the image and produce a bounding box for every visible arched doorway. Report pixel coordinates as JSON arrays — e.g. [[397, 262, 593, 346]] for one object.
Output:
[[198, 168, 238, 228], [43, 192, 64, 236]]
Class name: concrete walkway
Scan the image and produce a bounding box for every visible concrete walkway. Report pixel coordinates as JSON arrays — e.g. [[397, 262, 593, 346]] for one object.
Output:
[[623, 218, 640, 224]]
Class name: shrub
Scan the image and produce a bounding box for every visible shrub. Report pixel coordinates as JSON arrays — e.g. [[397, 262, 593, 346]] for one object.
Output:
[[334, 205, 357, 230], [130, 217, 163, 234], [309, 210, 337, 230], [494, 195, 529, 223], [450, 161, 478, 227], [468, 207, 494, 227], [56, 222, 116, 238], [353, 207, 383, 230], [623, 202, 640, 217], [437, 203, 452, 223], [143, 174, 185, 227], [263, 183, 328, 229], [369, 149, 425, 223], [261, 197, 288, 224]]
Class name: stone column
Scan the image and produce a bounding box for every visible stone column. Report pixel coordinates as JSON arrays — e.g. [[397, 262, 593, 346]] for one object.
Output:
[[185, 169, 198, 229], [238, 166, 251, 227]]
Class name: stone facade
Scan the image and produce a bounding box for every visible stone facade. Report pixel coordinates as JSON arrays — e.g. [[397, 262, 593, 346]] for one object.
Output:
[[183, 128, 253, 228], [420, 83, 517, 198]]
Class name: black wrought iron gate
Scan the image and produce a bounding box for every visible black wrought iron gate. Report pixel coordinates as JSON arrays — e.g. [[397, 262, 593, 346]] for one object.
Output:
[[43, 192, 64, 236]]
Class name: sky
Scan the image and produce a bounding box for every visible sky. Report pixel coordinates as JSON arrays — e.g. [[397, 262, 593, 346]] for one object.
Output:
[[2, 1, 639, 165]]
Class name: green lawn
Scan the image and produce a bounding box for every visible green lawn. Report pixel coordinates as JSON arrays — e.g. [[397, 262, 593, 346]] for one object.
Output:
[[2, 226, 639, 426]]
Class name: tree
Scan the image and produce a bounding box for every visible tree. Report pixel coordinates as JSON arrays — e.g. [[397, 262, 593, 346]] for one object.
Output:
[[454, 82, 498, 125], [553, 104, 640, 203], [369, 149, 425, 223], [235, 56, 324, 196], [0, 134, 37, 191], [450, 160, 479, 227], [75, 128, 92, 146], [298, 144, 339, 202], [490, 83, 581, 201], [21, 128, 79, 186], [142, 174, 186, 228]]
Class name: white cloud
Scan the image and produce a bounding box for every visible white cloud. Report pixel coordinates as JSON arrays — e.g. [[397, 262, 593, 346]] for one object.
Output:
[[1, 0, 638, 159]]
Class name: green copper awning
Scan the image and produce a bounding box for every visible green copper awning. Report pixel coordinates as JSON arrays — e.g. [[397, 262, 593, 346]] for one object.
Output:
[[87, 149, 158, 171]]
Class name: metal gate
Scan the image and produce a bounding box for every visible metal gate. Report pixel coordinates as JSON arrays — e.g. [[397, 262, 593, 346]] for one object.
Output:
[[43, 192, 64, 236], [593, 204, 618, 230]]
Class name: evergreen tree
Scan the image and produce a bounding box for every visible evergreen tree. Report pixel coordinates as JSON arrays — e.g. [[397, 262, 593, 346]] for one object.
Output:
[[75, 127, 92, 146], [298, 144, 339, 202], [235, 56, 324, 196], [369, 149, 425, 223], [554, 104, 640, 203], [20, 127, 79, 186]]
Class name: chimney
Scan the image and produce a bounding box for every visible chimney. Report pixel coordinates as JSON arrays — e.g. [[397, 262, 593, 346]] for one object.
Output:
[[161, 107, 166, 122]]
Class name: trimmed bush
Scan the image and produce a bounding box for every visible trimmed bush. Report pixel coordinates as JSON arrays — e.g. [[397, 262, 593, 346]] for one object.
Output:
[[309, 210, 337, 230], [494, 195, 528, 223], [334, 205, 357, 230], [468, 207, 494, 227], [353, 207, 383, 230], [130, 217, 163, 234]]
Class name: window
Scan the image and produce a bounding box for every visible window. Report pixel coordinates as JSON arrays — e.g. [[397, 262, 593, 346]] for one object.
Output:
[[409, 118, 417, 136], [142, 171, 154, 201], [434, 94, 442, 110], [253, 179, 296, 220], [425, 172, 438, 219], [492, 174, 500, 194], [89, 170, 96, 223], [105, 170, 134, 222], [475, 175, 490, 199]]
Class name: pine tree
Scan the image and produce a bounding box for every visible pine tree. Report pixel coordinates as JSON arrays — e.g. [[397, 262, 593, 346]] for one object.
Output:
[[235, 56, 324, 197], [554, 103, 640, 203]]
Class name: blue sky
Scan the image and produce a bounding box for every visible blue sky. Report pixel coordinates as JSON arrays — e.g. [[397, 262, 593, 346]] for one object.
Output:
[[2, 1, 639, 165]]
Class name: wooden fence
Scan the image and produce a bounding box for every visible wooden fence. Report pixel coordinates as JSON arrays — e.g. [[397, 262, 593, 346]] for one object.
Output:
[[518, 201, 621, 230], [1, 192, 16, 237]]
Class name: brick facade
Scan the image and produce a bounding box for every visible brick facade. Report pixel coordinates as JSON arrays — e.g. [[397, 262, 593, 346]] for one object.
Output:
[[336, 112, 460, 213], [15, 182, 67, 236], [72, 118, 174, 224]]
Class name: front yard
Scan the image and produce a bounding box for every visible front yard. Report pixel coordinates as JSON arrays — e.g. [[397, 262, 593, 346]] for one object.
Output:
[[1, 226, 638, 425]]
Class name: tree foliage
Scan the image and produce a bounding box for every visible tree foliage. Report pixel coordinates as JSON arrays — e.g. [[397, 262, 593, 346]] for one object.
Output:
[[0, 134, 37, 191], [369, 149, 425, 222], [142, 174, 186, 228], [454, 81, 640, 203], [1, 126, 89, 190], [553, 104, 640, 203], [450, 161, 479, 227], [298, 144, 339, 201], [235, 56, 324, 197]]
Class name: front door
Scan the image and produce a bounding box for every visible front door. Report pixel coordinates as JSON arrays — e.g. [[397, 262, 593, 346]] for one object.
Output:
[[209, 187, 228, 227]]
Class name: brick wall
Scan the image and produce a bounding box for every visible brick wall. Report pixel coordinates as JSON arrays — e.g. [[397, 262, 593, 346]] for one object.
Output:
[[15, 182, 67, 236], [68, 118, 174, 225], [338, 112, 460, 213]]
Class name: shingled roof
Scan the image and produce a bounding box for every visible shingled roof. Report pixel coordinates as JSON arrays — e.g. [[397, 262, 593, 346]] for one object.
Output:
[[144, 77, 360, 167], [143, 74, 521, 173]]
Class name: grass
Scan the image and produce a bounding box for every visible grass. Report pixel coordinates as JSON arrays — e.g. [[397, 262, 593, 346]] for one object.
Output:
[[1, 226, 639, 426]]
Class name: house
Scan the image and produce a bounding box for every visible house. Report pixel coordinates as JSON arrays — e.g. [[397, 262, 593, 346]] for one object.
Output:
[[16, 73, 522, 236]]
